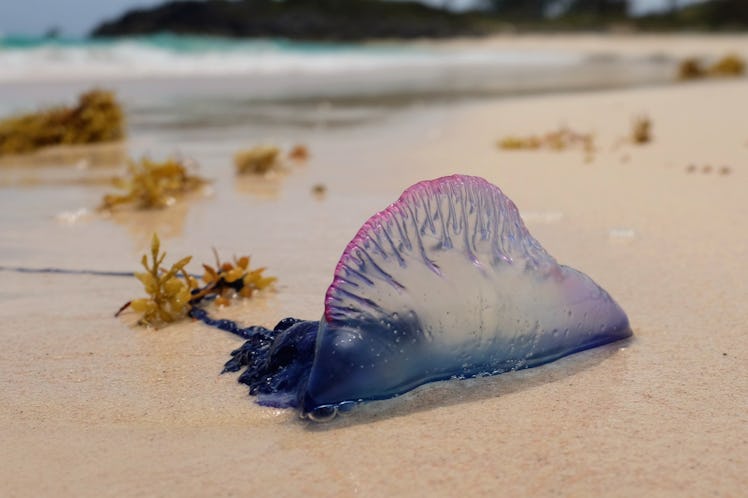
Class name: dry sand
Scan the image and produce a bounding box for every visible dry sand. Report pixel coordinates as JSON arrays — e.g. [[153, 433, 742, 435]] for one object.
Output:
[[1, 76, 747, 496]]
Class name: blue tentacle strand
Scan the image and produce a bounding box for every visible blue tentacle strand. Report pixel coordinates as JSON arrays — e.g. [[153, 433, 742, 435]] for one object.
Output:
[[190, 308, 319, 409]]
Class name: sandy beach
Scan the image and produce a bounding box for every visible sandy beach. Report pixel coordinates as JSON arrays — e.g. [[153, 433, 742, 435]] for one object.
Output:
[[1, 35, 747, 497]]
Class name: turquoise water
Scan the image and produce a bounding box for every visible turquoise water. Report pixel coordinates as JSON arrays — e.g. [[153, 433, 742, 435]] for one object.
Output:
[[0, 33, 402, 54], [0, 33, 585, 83]]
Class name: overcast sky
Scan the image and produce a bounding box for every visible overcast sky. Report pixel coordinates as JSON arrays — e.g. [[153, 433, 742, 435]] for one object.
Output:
[[0, 0, 700, 37]]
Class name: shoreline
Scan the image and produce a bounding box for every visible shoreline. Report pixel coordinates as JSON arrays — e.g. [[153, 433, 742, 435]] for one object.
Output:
[[431, 31, 748, 56], [9, 32, 747, 103], [2, 33, 745, 133]]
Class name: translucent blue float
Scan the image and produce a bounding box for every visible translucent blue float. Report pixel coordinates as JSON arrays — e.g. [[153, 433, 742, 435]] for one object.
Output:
[[210, 174, 632, 421]]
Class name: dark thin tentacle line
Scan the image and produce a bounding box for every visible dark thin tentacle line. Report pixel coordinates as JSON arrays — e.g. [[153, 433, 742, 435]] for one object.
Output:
[[0, 266, 134, 277], [0, 266, 202, 278]]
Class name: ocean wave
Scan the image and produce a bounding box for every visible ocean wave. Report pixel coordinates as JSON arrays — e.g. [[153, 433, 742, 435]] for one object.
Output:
[[0, 34, 582, 82]]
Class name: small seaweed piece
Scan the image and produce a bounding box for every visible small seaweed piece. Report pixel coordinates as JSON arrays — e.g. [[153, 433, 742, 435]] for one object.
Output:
[[120, 234, 197, 327], [195, 251, 277, 307], [234, 146, 281, 175], [498, 126, 595, 160], [709, 53, 746, 77], [288, 144, 309, 161], [0, 89, 124, 156], [631, 115, 652, 145], [678, 57, 707, 80], [498, 135, 542, 150], [100, 156, 207, 210]]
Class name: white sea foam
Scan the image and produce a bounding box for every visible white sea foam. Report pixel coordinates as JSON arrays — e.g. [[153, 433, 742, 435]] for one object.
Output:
[[0, 37, 582, 82]]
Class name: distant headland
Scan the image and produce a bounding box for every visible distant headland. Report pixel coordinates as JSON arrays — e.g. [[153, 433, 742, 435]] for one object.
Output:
[[91, 0, 485, 41], [91, 0, 748, 41]]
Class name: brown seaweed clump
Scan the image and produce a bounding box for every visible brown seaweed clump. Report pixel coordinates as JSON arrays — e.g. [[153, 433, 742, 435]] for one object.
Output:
[[498, 126, 595, 160], [288, 144, 309, 161], [678, 58, 707, 80], [119, 234, 197, 326], [709, 53, 746, 77], [678, 53, 746, 80], [234, 146, 282, 174], [195, 252, 277, 307], [116, 234, 277, 326], [0, 89, 124, 156], [100, 156, 207, 210], [631, 115, 652, 145]]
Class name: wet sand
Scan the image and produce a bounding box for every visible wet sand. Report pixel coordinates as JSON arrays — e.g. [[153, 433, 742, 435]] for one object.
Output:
[[1, 75, 747, 495]]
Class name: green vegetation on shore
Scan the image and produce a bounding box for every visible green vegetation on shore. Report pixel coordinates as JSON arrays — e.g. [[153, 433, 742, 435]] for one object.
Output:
[[92, 0, 484, 40], [91, 0, 748, 41]]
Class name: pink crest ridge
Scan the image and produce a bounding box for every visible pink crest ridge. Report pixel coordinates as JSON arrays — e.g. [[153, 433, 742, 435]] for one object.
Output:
[[323, 174, 518, 323]]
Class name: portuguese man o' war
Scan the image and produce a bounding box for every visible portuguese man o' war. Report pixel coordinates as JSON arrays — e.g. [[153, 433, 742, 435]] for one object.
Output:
[[211, 174, 631, 421]]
